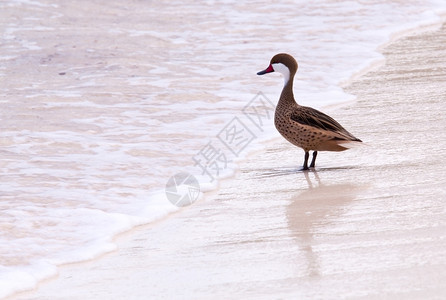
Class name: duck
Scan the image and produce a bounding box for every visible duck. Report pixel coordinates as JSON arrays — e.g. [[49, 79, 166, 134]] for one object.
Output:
[[257, 53, 362, 170]]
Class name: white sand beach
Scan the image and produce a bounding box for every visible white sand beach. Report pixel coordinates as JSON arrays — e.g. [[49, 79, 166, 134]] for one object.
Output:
[[12, 22, 446, 299]]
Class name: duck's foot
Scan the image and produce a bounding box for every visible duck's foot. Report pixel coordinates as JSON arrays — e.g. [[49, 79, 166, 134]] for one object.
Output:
[[309, 151, 318, 168], [302, 151, 310, 170], [302, 151, 318, 171]]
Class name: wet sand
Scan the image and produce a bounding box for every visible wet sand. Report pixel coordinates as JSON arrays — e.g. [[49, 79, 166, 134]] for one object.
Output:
[[13, 23, 446, 300]]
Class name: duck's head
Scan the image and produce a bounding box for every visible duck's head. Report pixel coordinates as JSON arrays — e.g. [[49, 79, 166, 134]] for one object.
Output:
[[257, 53, 298, 85]]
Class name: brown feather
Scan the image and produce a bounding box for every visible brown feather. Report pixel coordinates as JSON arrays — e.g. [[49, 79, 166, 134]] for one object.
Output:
[[290, 106, 362, 142]]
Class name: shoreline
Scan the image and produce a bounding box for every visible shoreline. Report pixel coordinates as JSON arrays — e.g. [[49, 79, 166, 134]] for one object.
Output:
[[340, 13, 446, 89], [2, 2, 446, 298], [11, 20, 446, 300]]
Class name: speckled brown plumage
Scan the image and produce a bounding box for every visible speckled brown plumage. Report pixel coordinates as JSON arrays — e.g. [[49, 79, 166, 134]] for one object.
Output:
[[258, 53, 362, 170]]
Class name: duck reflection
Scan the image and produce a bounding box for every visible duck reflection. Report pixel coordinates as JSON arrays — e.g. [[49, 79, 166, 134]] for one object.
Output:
[[286, 171, 361, 277]]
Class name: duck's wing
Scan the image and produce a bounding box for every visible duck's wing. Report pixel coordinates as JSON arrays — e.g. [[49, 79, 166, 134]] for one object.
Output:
[[290, 106, 361, 142]]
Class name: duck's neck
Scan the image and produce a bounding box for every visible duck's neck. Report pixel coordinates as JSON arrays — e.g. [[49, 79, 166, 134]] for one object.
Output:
[[279, 74, 298, 107]]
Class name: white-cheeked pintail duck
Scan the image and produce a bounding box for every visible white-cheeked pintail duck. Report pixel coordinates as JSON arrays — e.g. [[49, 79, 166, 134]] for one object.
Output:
[[257, 53, 362, 170]]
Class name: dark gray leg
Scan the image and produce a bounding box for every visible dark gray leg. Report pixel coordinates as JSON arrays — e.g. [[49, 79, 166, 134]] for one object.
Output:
[[302, 151, 310, 170], [310, 151, 318, 168]]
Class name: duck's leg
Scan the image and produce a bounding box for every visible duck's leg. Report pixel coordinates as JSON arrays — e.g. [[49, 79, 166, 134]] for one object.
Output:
[[302, 151, 310, 170], [310, 151, 318, 168]]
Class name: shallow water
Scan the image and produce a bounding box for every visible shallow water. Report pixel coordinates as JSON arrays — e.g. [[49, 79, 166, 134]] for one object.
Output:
[[0, 0, 445, 297]]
